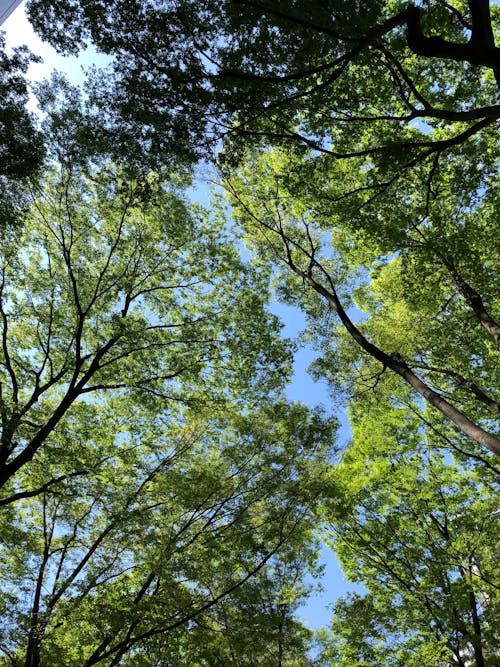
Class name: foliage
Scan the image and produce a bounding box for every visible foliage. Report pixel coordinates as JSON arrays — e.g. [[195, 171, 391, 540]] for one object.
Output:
[[3, 0, 500, 662], [147, 547, 318, 666], [0, 158, 338, 665], [0, 160, 292, 498], [25, 0, 500, 454], [313, 408, 500, 666], [225, 134, 500, 461], [25, 1, 500, 170], [0, 32, 45, 227], [0, 400, 335, 666], [0, 31, 45, 180]]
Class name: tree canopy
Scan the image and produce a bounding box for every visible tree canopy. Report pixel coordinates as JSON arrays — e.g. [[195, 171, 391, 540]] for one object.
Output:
[[315, 396, 499, 666], [1, 398, 334, 666], [0, 155, 337, 666], [24, 0, 500, 456], [0, 159, 294, 498], [0, 32, 44, 181], [25, 0, 500, 167], [0, 32, 46, 228], [1, 1, 499, 664]]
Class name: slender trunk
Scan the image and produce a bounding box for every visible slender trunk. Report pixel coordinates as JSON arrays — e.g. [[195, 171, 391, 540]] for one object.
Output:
[[469, 588, 486, 667], [0, 337, 120, 491], [395, 362, 500, 456], [446, 262, 500, 348], [24, 516, 52, 667], [411, 362, 500, 412], [277, 606, 284, 667], [24, 633, 41, 667], [25, 566, 47, 667], [283, 249, 500, 456]]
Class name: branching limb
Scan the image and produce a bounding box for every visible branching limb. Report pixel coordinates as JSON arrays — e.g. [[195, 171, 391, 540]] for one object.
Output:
[[411, 361, 500, 413], [0, 469, 89, 507], [445, 261, 500, 347], [224, 180, 500, 456]]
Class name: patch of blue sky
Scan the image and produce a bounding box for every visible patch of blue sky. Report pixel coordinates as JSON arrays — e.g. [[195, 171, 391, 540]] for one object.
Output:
[[2, 1, 109, 114], [0, 0, 22, 25]]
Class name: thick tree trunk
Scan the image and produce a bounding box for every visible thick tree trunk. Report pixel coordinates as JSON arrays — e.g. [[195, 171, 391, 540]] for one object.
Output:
[[405, 2, 500, 85]]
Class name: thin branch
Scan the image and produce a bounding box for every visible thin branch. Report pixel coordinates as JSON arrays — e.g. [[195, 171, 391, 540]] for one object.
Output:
[[0, 470, 89, 507], [224, 180, 500, 457]]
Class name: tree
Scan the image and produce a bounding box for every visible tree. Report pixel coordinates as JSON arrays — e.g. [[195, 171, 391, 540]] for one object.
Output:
[[24, 0, 500, 162], [0, 32, 45, 227], [0, 32, 45, 181], [224, 135, 500, 459], [0, 158, 293, 502], [23, 0, 500, 456], [313, 402, 499, 666], [0, 155, 339, 665], [152, 544, 318, 666], [0, 400, 336, 666], [9, 0, 500, 657]]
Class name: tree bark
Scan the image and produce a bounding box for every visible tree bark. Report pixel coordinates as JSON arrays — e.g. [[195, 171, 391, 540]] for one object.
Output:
[[405, 3, 500, 82], [446, 262, 500, 348], [469, 588, 486, 667], [280, 239, 500, 456]]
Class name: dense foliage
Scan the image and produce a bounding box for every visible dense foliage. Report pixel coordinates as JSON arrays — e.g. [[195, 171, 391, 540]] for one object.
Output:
[[0, 32, 44, 180], [25, 0, 500, 168], [0, 31, 45, 228], [0, 158, 336, 666], [315, 400, 499, 666], [25, 0, 500, 453], [0, 1, 498, 664]]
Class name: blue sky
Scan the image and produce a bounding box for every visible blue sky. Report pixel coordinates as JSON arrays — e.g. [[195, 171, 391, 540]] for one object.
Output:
[[0, 0, 22, 25], [2, 2, 363, 631]]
